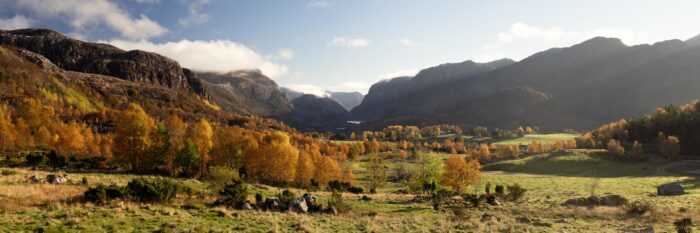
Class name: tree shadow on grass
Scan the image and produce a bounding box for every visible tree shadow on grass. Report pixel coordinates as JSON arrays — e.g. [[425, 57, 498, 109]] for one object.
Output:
[[483, 151, 677, 178]]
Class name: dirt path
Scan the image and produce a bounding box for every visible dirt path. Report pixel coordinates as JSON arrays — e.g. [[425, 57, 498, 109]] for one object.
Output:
[[653, 160, 700, 176]]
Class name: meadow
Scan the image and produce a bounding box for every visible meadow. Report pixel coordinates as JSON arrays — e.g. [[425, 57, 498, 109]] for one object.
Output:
[[2, 148, 699, 232]]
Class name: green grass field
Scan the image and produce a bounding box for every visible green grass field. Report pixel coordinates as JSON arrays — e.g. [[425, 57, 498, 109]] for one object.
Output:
[[493, 133, 579, 145], [2, 150, 700, 232]]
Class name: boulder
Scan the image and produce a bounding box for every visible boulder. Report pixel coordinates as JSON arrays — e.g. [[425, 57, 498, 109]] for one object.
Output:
[[289, 197, 308, 213], [303, 194, 322, 213], [325, 205, 338, 215], [264, 197, 282, 211], [46, 174, 67, 184], [658, 183, 684, 196]]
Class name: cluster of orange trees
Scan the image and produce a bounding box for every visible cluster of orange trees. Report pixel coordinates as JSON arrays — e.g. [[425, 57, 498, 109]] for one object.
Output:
[[0, 98, 354, 187]]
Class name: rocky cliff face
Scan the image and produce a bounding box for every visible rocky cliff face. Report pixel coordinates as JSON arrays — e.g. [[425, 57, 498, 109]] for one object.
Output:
[[197, 70, 293, 116], [0, 28, 206, 96]]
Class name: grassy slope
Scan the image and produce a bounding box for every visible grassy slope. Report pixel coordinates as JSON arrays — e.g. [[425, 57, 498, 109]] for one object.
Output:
[[483, 150, 667, 177], [493, 133, 578, 145]]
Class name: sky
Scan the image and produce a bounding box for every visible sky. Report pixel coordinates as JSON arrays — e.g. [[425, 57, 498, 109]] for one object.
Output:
[[1, 0, 699, 96]]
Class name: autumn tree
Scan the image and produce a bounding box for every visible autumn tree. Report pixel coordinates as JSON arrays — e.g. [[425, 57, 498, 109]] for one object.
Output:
[[409, 151, 444, 193], [631, 140, 644, 159], [191, 118, 213, 177], [295, 148, 315, 185], [163, 115, 187, 176], [440, 155, 481, 193], [365, 153, 387, 193], [244, 132, 298, 184], [0, 104, 16, 155], [114, 103, 155, 173], [607, 139, 625, 157], [661, 136, 681, 160]]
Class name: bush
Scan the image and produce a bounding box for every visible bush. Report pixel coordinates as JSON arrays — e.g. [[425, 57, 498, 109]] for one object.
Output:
[[564, 195, 628, 207], [625, 200, 654, 215], [277, 189, 296, 206], [329, 190, 351, 213], [26, 152, 45, 169], [1, 170, 17, 176], [206, 166, 239, 188], [127, 178, 180, 203], [674, 218, 693, 233], [347, 186, 364, 194], [82, 177, 88, 185], [495, 185, 505, 196], [215, 179, 249, 209], [84, 183, 127, 204], [327, 180, 352, 192], [84, 184, 108, 203], [506, 184, 527, 202]]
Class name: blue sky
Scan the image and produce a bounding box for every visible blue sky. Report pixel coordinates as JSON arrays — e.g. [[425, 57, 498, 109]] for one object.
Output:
[[1, 0, 699, 95]]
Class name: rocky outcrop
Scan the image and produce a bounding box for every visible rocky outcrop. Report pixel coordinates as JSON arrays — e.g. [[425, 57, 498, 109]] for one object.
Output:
[[197, 70, 292, 116], [0, 28, 206, 96]]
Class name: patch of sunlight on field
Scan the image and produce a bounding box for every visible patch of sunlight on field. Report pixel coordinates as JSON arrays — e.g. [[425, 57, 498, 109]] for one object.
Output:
[[493, 133, 579, 145]]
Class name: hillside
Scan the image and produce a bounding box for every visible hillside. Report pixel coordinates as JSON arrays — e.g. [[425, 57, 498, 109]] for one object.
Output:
[[280, 94, 352, 132], [197, 70, 292, 116], [352, 36, 700, 131]]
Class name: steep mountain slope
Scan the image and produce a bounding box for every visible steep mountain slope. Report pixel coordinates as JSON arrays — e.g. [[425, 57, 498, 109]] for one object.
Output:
[[0, 29, 207, 96], [353, 36, 700, 131], [327, 91, 364, 110], [280, 94, 352, 132], [352, 59, 514, 121], [197, 70, 292, 116]]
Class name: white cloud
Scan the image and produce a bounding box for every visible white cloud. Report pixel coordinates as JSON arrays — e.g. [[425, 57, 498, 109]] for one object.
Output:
[[399, 39, 415, 46], [275, 49, 294, 60], [328, 37, 369, 48], [308, 0, 331, 8], [104, 39, 290, 78], [132, 0, 160, 4], [497, 23, 579, 43], [480, 23, 658, 61], [179, 0, 212, 27], [285, 84, 329, 97], [15, 0, 168, 40], [0, 15, 32, 30], [377, 68, 420, 81]]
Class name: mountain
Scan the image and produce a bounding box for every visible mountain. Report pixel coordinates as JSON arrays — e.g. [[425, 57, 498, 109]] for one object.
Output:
[[352, 35, 700, 131], [280, 94, 352, 132], [280, 88, 364, 110], [197, 70, 292, 116], [280, 87, 305, 100], [0, 29, 206, 96], [352, 59, 516, 125], [327, 91, 364, 110]]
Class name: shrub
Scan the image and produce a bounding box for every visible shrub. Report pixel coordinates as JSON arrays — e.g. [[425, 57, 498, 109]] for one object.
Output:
[[327, 180, 352, 192], [506, 184, 527, 202], [82, 177, 88, 185], [206, 166, 239, 188], [277, 189, 296, 206], [1, 170, 17, 176], [329, 190, 351, 213], [84, 184, 108, 203], [674, 218, 693, 233], [625, 200, 654, 215], [47, 151, 66, 170], [347, 186, 364, 194], [26, 152, 45, 169], [564, 195, 628, 207], [215, 179, 249, 209], [495, 185, 505, 196], [127, 178, 180, 203]]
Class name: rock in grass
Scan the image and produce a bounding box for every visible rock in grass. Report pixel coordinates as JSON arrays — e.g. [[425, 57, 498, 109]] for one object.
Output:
[[658, 183, 684, 196]]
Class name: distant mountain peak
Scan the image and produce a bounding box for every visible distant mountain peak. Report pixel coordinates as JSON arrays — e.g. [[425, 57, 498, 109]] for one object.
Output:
[[686, 34, 700, 46], [574, 36, 627, 49]]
